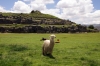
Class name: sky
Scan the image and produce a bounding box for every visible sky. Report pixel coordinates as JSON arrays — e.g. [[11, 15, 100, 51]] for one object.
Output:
[[0, 0, 100, 24]]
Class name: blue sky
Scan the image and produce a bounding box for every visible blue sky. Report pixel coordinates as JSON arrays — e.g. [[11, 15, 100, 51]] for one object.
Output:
[[92, 0, 100, 10], [0, 0, 100, 24], [0, 0, 16, 10]]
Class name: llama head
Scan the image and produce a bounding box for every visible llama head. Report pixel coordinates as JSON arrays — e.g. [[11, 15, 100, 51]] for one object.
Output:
[[50, 34, 56, 39]]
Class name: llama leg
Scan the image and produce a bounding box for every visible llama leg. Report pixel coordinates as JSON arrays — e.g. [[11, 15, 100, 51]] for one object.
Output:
[[42, 47, 48, 56]]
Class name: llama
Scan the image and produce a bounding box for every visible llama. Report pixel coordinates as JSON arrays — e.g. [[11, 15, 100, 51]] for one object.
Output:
[[42, 34, 56, 57]]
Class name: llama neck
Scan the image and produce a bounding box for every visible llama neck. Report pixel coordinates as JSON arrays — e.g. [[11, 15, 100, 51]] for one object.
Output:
[[50, 38, 54, 45]]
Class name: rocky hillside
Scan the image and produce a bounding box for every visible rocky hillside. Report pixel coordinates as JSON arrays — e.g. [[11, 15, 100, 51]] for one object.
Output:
[[0, 10, 74, 25], [0, 11, 99, 33]]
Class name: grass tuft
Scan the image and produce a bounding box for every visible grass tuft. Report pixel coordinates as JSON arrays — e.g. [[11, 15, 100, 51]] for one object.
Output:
[[9, 44, 29, 51]]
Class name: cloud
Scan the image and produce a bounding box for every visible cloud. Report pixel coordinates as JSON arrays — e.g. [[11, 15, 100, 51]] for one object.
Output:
[[85, 10, 100, 24], [41, 8, 61, 18], [23, 0, 54, 4], [57, 0, 94, 14], [55, 0, 99, 24], [11, 1, 31, 13], [23, 0, 30, 2], [11, 0, 54, 13], [0, 6, 12, 13], [34, 0, 54, 4], [0, 6, 6, 12], [57, 0, 78, 8], [29, 0, 54, 10], [29, 1, 46, 11]]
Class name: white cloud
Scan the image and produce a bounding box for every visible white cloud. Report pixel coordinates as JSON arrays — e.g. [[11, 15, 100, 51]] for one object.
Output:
[[0, 6, 6, 12], [12, 1, 31, 13], [24, 0, 54, 4], [43, 0, 54, 4], [57, 0, 78, 8], [57, 0, 94, 14], [85, 10, 100, 24], [91, 10, 100, 17], [23, 0, 30, 2], [34, 0, 54, 4], [30, 1, 46, 11], [55, 0, 99, 24], [11, 0, 54, 13], [41, 8, 61, 18], [29, 0, 54, 11], [0, 6, 12, 13]]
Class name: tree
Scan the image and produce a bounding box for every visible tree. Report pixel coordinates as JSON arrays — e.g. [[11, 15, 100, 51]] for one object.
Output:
[[88, 25, 94, 29], [30, 10, 35, 13], [30, 10, 41, 14]]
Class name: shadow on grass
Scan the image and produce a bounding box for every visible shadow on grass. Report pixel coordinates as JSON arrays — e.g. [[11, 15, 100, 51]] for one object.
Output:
[[44, 54, 55, 59], [9, 44, 29, 51], [0, 44, 29, 52], [80, 57, 100, 66]]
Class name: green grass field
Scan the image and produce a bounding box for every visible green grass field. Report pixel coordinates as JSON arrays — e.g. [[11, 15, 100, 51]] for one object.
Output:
[[0, 33, 100, 66]]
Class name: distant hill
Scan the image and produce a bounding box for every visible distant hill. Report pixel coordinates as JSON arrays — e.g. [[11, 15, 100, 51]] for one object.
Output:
[[93, 24, 100, 31], [0, 11, 75, 25], [84, 24, 100, 31]]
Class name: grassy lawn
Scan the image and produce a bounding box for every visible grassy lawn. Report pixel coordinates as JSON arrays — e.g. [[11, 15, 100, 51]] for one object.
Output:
[[0, 33, 100, 66]]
